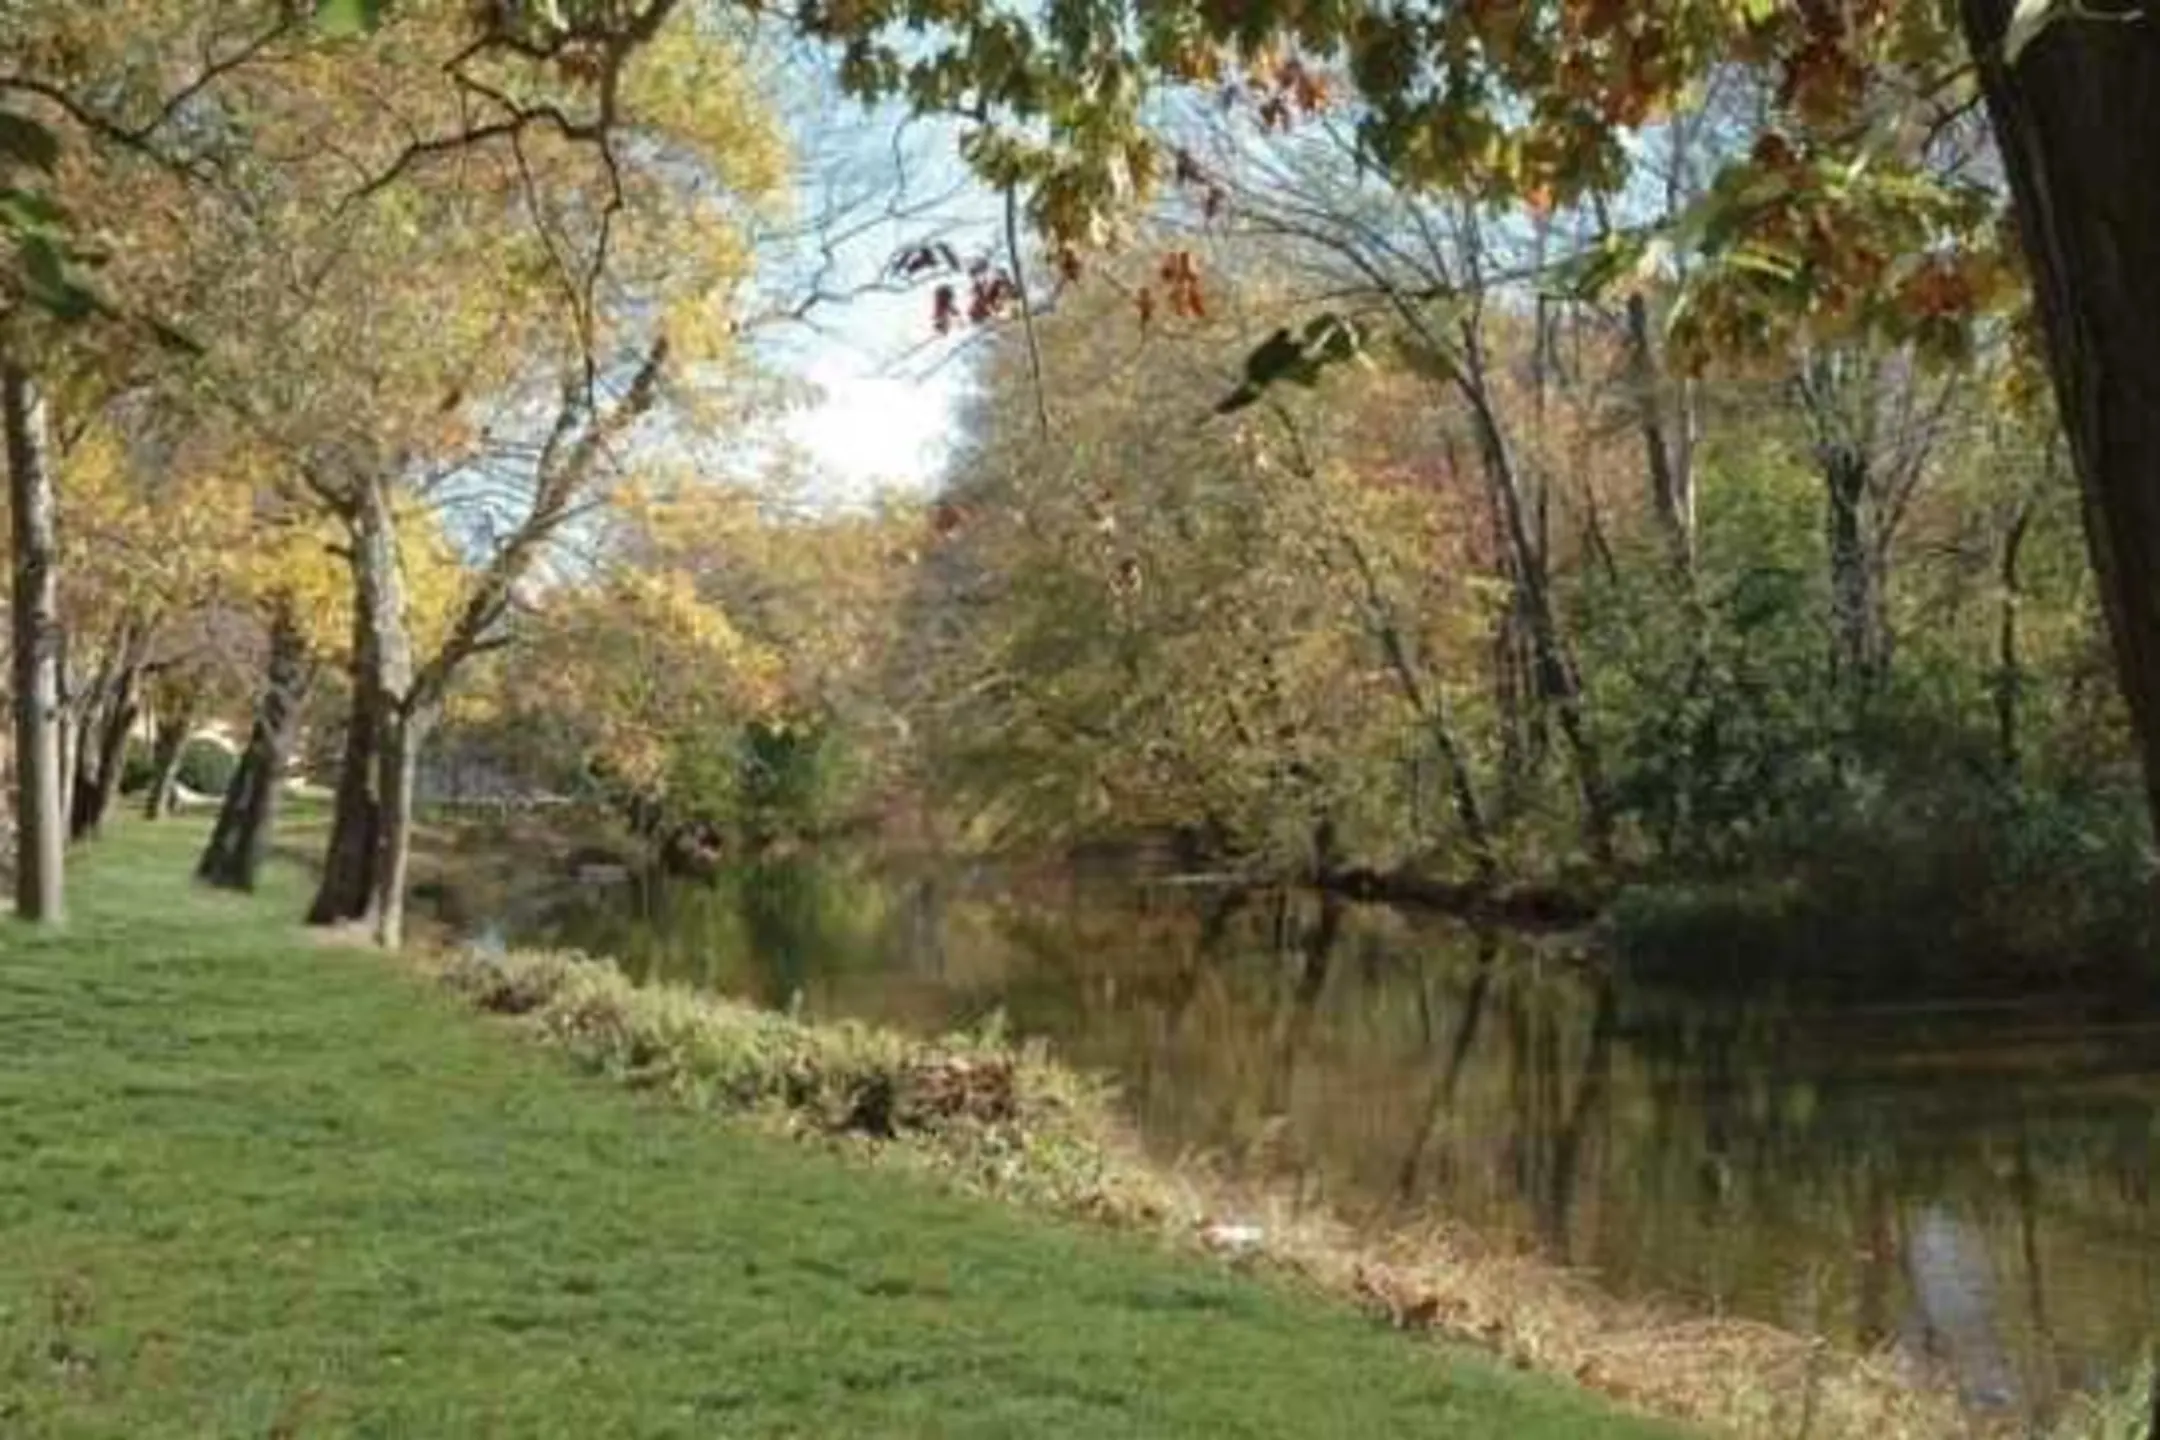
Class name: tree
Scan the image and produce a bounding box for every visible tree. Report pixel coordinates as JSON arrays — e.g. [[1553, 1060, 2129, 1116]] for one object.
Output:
[[196, 599, 311, 890], [4, 358, 61, 921], [489, 550, 785, 827], [1960, 0, 2160, 842]]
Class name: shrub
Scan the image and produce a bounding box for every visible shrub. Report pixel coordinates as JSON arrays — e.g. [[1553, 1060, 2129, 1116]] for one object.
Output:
[[118, 738, 157, 795], [438, 948, 1158, 1221], [176, 737, 239, 798], [1609, 779, 2158, 999]]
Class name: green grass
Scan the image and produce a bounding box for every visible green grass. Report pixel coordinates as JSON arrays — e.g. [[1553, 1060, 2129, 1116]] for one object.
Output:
[[0, 821, 1678, 1438]]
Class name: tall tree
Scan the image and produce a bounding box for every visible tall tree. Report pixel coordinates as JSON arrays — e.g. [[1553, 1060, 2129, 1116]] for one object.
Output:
[[1961, 1, 2160, 839], [4, 359, 62, 922]]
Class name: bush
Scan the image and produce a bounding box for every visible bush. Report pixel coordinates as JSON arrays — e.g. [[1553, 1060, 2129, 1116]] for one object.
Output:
[[438, 947, 1155, 1220], [118, 738, 157, 795], [1609, 779, 2158, 999], [176, 738, 239, 798]]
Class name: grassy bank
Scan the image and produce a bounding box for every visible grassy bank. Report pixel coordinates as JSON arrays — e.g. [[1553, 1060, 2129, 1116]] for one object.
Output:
[[1, 820, 1673, 1438]]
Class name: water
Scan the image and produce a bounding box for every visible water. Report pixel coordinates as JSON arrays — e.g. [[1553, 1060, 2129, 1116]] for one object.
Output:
[[495, 851, 2160, 1419]]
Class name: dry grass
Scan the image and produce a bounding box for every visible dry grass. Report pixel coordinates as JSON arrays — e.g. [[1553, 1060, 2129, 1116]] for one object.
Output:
[[440, 946, 1998, 1440]]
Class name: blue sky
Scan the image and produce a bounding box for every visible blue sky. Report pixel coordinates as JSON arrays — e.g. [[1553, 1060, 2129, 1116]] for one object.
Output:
[[747, 71, 990, 509]]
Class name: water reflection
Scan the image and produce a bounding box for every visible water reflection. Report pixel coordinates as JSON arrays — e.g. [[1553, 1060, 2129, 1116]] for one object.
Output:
[[503, 855, 2160, 1420]]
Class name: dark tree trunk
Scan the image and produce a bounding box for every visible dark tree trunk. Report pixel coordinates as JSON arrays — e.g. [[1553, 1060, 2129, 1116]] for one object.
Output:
[[1824, 442, 1888, 705], [5, 361, 63, 924], [1456, 343, 1612, 859], [200, 607, 314, 892], [1963, 0, 2160, 839], [307, 630, 383, 925], [71, 657, 141, 841], [1996, 503, 2034, 776], [1340, 533, 1496, 880]]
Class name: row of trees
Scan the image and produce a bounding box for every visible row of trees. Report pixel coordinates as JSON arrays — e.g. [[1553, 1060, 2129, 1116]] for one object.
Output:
[[899, 230, 2111, 881], [9, 0, 2160, 942], [4, 1, 789, 941]]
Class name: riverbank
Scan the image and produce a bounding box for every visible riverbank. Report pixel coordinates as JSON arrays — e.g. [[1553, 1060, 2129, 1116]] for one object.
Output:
[[1, 820, 1670, 1438], [276, 805, 2160, 1432], [442, 949, 1983, 1440]]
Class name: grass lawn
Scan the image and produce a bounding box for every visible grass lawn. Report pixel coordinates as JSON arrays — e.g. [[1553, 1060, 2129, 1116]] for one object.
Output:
[[0, 820, 1680, 1438]]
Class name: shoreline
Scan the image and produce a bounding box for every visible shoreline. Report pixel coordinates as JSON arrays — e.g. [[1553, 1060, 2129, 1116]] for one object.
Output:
[[7, 820, 1684, 1438], [440, 943, 1985, 1440]]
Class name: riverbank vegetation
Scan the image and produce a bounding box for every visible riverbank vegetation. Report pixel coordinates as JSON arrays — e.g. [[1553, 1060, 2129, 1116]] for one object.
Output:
[[446, 938, 1985, 1438], [1, 821, 1684, 1439]]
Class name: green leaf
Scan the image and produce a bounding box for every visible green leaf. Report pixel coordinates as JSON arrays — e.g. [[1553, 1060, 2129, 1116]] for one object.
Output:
[[0, 110, 62, 174], [2004, 0, 2064, 64], [20, 232, 68, 294], [1726, 243, 1805, 283], [314, 0, 386, 39], [0, 186, 69, 234], [17, 232, 98, 320], [1557, 232, 1645, 300]]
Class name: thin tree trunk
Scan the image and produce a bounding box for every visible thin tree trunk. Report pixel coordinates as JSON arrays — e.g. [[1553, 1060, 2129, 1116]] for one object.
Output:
[[73, 671, 139, 839], [66, 630, 119, 839], [5, 361, 63, 924], [54, 635, 77, 842], [1996, 503, 2034, 777], [1963, 0, 2160, 840], [1624, 291, 1696, 571], [1339, 532, 1496, 880], [71, 640, 143, 841], [1490, 507, 1534, 816], [200, 606, 313, 891], [1456, 351, 1615, 861]]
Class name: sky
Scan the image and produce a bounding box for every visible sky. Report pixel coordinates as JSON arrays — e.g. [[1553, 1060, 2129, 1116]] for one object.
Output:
[[772, 296, 970, 507], [740, 68, 991, 510]]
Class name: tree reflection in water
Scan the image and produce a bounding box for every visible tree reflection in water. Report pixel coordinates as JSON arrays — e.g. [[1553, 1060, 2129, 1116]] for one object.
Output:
[[518, 859, 2160, 1424]]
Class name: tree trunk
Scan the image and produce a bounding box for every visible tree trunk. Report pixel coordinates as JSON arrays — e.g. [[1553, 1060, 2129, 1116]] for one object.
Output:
[[1624, 291, 1697, 571], [369, 705, 424, 949], [55, 654, 78, 829], [1824, 442, 1888, 705], [1996, 503, 2033, 777], [143, 702, 196, 820], [71, 648, 142, 841], [1337, 531, 1496, 880], [1455, 349, 1615, 862], [5, 361, 63, 924], [64, 636, 111, 841], [313, 476, 417, 944], [200, 605, 313, 891], [1962, 0, 2160, 838], [73, 675, 138, 840], [307, 655, 382, 924]]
